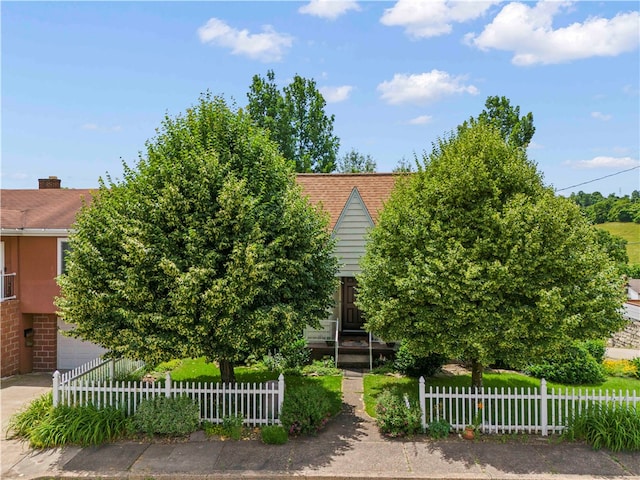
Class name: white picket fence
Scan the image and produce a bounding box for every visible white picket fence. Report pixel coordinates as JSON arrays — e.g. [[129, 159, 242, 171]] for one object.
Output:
[[53, 370, 285, 426], [58, 356, 145, 385], [419, 377, 640, 436]]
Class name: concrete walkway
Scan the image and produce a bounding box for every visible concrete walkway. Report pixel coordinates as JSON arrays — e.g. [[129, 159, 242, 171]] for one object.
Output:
[[2, 369, 640, 479]]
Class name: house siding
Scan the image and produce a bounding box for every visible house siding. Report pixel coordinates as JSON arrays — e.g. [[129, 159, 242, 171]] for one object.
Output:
[[1, 299, 21, 377], [333, 189, 373, 277]]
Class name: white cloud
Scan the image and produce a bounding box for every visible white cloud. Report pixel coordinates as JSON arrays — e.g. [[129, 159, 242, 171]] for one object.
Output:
[[623, 84, 640, 96], [82, 123, 99, 130], [197, 18, 293, 62], [467, 2, 640, 65], [591, 111, 612, 121], [566, 156, 640, 169], [408, 115, 433, 125], [319, 85, 353, 103], [527, 141, 544, 150], [381, 0, 498, 38], [299, 0, 360, 20], [377, 70, 478, 105]]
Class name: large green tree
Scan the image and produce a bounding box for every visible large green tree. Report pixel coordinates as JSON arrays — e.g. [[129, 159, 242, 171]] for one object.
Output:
[[357, 120, 626, 389], [247, 70, 340, 173], [56, 94, 338, 383], [337, 148, 376, 173]]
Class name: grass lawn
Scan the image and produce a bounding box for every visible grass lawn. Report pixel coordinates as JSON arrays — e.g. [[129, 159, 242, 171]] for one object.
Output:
[[363, 371, 640, 417], [597, 222, 640, 264]]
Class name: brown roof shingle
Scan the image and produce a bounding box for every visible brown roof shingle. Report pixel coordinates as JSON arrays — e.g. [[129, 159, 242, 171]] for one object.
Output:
[[296, 173, 398, 230], [0, 189, 94, 230]]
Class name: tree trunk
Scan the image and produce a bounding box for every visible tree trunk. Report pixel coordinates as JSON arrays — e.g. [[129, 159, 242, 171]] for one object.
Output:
[[219, 358, 236, 384], [471, 359, 483, 391]]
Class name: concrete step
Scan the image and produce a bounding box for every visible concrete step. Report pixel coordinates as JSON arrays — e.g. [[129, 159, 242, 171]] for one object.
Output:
[[337, 353, 370, 367]]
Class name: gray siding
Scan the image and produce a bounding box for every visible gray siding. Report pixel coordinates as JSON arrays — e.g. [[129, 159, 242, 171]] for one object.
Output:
[[333, 188, 373, 277]]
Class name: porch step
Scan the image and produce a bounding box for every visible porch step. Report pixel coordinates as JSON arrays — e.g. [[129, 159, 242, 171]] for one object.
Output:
[[337, 353, 370, 367]]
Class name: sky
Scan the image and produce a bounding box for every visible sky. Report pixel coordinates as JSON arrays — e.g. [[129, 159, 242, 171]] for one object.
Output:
[[2, 0, 639, 196]]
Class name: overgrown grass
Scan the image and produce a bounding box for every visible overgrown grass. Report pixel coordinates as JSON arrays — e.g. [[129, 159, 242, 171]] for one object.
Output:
[[364, 371, 640, 417], [597, 222, 640, 264]]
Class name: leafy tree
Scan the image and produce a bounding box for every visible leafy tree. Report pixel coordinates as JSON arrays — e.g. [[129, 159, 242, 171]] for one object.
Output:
[[337, 148, 376, 173], [357, 120, 626, 389], [56, 94, 338, 383], [594, 229, 629, 266], [247, 70, 340, 173], [460, 95, 535, 148], [393, 157, 415, 173]]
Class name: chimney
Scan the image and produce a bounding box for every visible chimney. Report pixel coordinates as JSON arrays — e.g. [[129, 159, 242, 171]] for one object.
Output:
[[38, 176, 61, 189]]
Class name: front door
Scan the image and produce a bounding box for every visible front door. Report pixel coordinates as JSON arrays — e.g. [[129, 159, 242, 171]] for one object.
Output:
[[341, 277, 365, 332]]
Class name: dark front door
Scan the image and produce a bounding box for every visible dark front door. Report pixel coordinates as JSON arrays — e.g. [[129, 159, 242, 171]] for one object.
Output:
[[342, 277, 365, 332]]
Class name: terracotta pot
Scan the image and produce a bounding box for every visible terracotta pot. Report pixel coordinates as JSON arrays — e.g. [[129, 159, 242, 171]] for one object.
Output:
[[462, 427, 475, 440]]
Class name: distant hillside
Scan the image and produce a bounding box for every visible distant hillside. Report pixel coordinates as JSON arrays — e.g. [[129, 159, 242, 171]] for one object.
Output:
[[597, 222, 640, 264]]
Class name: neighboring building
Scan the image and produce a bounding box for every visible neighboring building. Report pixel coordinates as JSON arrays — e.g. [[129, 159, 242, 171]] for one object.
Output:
[[624, 279, 640, 322], [610, 279, 640, 349], [0, 174, 397, 376], [1, 177, 105, 377]]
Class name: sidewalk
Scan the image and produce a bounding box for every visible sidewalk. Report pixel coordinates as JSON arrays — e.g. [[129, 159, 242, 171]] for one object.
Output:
[[1, 370, 639, 479]]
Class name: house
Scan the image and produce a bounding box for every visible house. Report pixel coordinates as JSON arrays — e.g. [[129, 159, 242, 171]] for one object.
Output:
[[0, 174, 397, 376], [609, 279, 640, 349], [0, 177, 106, 376]]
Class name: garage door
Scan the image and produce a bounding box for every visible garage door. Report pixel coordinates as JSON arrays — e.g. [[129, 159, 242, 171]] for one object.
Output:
[[57, 318, 107, 370]]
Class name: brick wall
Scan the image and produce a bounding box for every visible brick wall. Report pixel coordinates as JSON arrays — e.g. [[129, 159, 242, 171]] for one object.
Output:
[[33, 314, 57, 371], [1, 300, 21, 377]]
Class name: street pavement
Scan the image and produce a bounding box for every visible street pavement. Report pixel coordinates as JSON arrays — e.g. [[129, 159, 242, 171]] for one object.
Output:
[[1, 363, 639, 479]]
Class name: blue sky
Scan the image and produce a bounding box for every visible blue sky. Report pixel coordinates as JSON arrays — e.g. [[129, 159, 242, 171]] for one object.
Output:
[[2, 1, 639, 195]]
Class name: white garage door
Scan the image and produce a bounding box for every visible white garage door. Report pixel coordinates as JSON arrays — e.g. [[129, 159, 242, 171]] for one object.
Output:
[[57, 319, 107, 370]]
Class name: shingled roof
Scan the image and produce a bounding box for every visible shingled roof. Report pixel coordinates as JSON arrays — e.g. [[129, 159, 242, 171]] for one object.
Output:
[[0, 189, 94, 231], [296, 173, 398, 230]]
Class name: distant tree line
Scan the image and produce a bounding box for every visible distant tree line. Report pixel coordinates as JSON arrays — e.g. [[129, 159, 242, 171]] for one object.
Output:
[[569, 191, 640, 224]]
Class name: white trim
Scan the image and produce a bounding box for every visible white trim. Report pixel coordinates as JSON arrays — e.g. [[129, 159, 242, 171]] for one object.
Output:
[[1, 228, 72, 237]]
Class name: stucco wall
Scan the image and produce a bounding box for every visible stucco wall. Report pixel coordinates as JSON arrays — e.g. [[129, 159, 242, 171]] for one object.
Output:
[[17, 237, 61, 314]]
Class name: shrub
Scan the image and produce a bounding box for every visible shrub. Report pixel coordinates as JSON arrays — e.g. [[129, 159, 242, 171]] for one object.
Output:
[[133, 395, 200, 437], [582, 339, 606, 364], [603, 359, 638, 378], [301, 358, 342, 376], [525, 342, 605, 385], [264, 338, 311, 373], [261, 425, 289, 444], [631, 357, 640, 379], [222, 414, 244, 440], [565, 403, 640, 452], [393, 343, 447, 378], [428, 418, 451, 439], [280, 383, 332, 436], [374, 390, 422, 437]]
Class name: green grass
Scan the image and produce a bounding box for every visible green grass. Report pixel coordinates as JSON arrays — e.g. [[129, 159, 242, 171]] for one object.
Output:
[[597, 222, 640, 264], [364, 371, 640, 418]]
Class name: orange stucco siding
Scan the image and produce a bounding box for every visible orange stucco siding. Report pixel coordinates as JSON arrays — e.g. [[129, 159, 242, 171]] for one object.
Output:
[[15, 237, 61, 314]]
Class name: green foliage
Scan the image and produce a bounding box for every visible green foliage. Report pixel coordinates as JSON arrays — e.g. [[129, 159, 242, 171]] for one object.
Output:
[[247, 70, 340, 173], [301, 358, 342, 376], [632, 358, 640, 379], [133, 396, 200, 437], [358, 119, 627, 389], [526, 342, 606, 385], [428, 418, 452, 439], [222, 414, 244, 440], [571, 191, 640, 225], [582, 339, 607, 364], [374, 390, 422, 437], [393, 342, 447, 378], [280, 383, 333, 436], [56, 93, 338, 383], [597, 223, 640, 265], [565, 403, 640, 451], [7, 392, 53, 440], [337, 148, 376, 173], [261, 425, 289, 444]]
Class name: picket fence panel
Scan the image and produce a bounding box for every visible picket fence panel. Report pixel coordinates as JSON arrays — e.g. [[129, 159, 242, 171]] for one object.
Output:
[[53, 371, 285, 426], [59, 357, 145, 385], [419, 377, 640, 436]]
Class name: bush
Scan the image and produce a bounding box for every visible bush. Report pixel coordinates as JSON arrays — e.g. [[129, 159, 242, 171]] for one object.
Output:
[[525, 342, 605, 385], [582, 339, 606, 364], [428, 418, 451, 439], [565, 403, 640, 452], [264, 338, 311, 373], [393, 343, 447, 378], [603, 359, 638, 378], [133, 395, 200, 437], [374, 390, 422, 437], [280, 383, 332, 436], [631, 357, 640, 379], [222, 414, 244, 440], [261, 425, 289, 444], [301, 358, 342, 376]]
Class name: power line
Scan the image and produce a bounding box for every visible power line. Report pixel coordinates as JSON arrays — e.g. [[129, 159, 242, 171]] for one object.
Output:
[[556, 166, 639, 192]]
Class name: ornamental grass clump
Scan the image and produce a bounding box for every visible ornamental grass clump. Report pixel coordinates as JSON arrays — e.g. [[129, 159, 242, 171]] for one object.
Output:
[[565, 403, 640, 452], [374, 390, 422, 437]]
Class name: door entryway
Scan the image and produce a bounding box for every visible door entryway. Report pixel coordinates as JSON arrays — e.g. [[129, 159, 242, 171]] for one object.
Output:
[[341, 277, 365, 333]]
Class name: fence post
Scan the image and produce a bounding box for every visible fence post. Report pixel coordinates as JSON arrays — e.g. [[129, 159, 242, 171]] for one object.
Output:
[[277, 373, 285, 416], [165, 372, 172, 398], [52, 370, 60, 407], [419, 376, 426, 432], [540, 378, 548, 436]]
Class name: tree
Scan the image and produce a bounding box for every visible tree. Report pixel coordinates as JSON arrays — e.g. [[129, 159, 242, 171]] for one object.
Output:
[[393, 157, 415, 173], [337, 148, 376, 173], [460, 95, 535, 149], [56, 94, 338, 383], [247, 70, 340, 173], [357, 120, 626, 389]]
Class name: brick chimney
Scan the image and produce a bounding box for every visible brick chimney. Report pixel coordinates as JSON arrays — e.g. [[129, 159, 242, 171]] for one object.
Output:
[[38, 176, 61, 189]]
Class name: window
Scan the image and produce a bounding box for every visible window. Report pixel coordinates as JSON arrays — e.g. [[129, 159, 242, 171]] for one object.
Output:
[[57, 238, 72, 276]]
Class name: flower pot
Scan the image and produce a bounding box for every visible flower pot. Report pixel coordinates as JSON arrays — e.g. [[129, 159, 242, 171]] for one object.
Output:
[[462, 427, 475, 440]]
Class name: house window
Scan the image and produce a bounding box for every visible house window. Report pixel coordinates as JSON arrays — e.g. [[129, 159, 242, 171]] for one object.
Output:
[[57, 238, 72, 276]]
